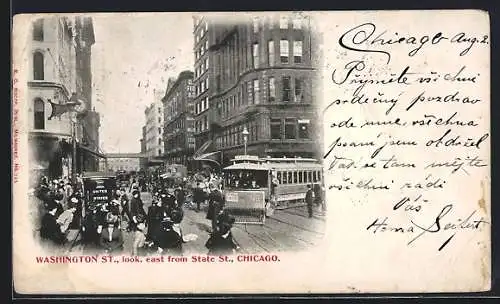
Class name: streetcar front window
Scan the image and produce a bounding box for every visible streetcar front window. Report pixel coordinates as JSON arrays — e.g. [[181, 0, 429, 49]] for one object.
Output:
[[224, 170, 268, 189]]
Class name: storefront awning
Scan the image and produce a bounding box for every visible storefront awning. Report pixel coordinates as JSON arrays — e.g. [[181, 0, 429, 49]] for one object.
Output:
[[148, 159, 164, 166], [31, 162, 48, 170], [78, 144, 106, 159], [193, 151, 221, 167], [193, 140, 213, 159]]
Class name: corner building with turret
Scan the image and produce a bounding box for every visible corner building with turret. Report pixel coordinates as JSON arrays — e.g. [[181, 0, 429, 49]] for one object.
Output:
[[192, 14, 323, 167]]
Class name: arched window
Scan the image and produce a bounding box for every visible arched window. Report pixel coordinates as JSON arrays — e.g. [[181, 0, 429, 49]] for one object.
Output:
[[34, 98, 45, 130], [33, 19, 44, 41], [33, 52, 44, 80]]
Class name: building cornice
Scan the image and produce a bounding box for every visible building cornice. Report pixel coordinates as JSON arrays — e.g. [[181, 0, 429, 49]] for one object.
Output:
[[29, 131, 72, 139], [28, 81, 71, 101], [161, 70, 194, 103]]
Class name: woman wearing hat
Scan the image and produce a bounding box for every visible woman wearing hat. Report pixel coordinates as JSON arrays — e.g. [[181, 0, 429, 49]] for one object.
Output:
[[132, 214, 148, 256], [56, 196, 79, 242], [99, 212, 124, 254], [52, 192, 65, 219], [163, 188, 177, 216], [129, 190, 146, 232], [40, 200, 66, 250], [205, 214, 239, 256], [156, 217, 183, 256]]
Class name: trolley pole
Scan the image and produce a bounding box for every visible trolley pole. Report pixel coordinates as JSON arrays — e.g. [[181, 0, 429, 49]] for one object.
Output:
[[242, 126, 249, 156]]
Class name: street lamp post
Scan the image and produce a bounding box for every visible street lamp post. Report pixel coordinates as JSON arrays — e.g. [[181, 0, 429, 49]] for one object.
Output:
[[242, 126, 249, 156], [70, 113, 78, 185]]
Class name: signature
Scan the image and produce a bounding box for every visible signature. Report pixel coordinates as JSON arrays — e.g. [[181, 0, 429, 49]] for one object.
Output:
[[367, 204, 489, 251]]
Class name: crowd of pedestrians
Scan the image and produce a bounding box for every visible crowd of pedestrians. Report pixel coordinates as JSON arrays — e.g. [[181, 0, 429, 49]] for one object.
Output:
[[31, 170, 240, 256]]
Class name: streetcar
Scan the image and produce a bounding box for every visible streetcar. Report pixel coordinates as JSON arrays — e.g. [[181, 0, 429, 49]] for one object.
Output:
[[160, 164, 188, 188], [222, 155, 323, 225]]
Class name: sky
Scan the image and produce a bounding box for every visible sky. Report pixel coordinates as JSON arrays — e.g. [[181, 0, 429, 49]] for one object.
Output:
[[90, 13, 194, 153]]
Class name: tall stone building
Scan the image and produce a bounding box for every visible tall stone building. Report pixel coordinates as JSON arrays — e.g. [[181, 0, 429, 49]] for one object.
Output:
[[139, 125, 148, 170], [27, 16, 103, 183], [74, 16, 102, 172], [192, 14, 322, 167], [144, 91, 164, 163], [162, 70, 196, 169], [192, 17, 212, 156]]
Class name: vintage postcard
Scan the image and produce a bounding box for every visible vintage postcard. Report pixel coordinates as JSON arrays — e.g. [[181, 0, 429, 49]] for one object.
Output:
[[12, 10, 491, 294]]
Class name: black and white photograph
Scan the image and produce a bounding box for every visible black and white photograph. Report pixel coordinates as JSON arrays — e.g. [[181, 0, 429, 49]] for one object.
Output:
[[12, 11, 490, 294], [24, 13, 325, 258]]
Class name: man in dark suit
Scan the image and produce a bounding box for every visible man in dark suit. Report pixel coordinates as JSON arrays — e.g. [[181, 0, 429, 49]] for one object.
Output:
[[192, 183, 206, 212], [207, 183, 225, 232], [175, 186, 186, 208], [129, 190, 146, 232], [146, 198, 164, 244], [306, 184, 314, 218]]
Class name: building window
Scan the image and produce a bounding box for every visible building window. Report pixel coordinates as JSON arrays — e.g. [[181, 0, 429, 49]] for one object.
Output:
[[33, 51, 44, 80], [158, 149, 162, 156], [205, 78, 209, 91], [33, 19, 44, 41], [253, 17, 259, 33], [216, 75, 221, 92], [34, 98, 45, 130], [158, 127, 161, 134], [253, 79, 260, 104], [158, 117, 161, 123], [280, 40, 289, 63], [253, 43, 259, 68], [268, 17, 274, 29], [158, 138, 162, 145], [294, 78, 303, 102], [280, 16, 288, 29], [247, 81, 253, 104], [293, 41, 303, 63], [270, 118, 281, 139], [282, 76, 291, 102], [268, 77, 276, 102], [285, 118, 296, 139], [268, 40, 274, 66], [293, 17, 302, 29], [298, 119, 310, 139]]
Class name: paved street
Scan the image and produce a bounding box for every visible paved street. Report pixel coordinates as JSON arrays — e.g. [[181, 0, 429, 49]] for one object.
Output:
[[72, 190, 326, 255]]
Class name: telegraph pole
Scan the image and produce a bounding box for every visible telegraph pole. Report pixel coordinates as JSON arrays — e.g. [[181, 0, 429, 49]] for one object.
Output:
[[71, 115, 78, 185]]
